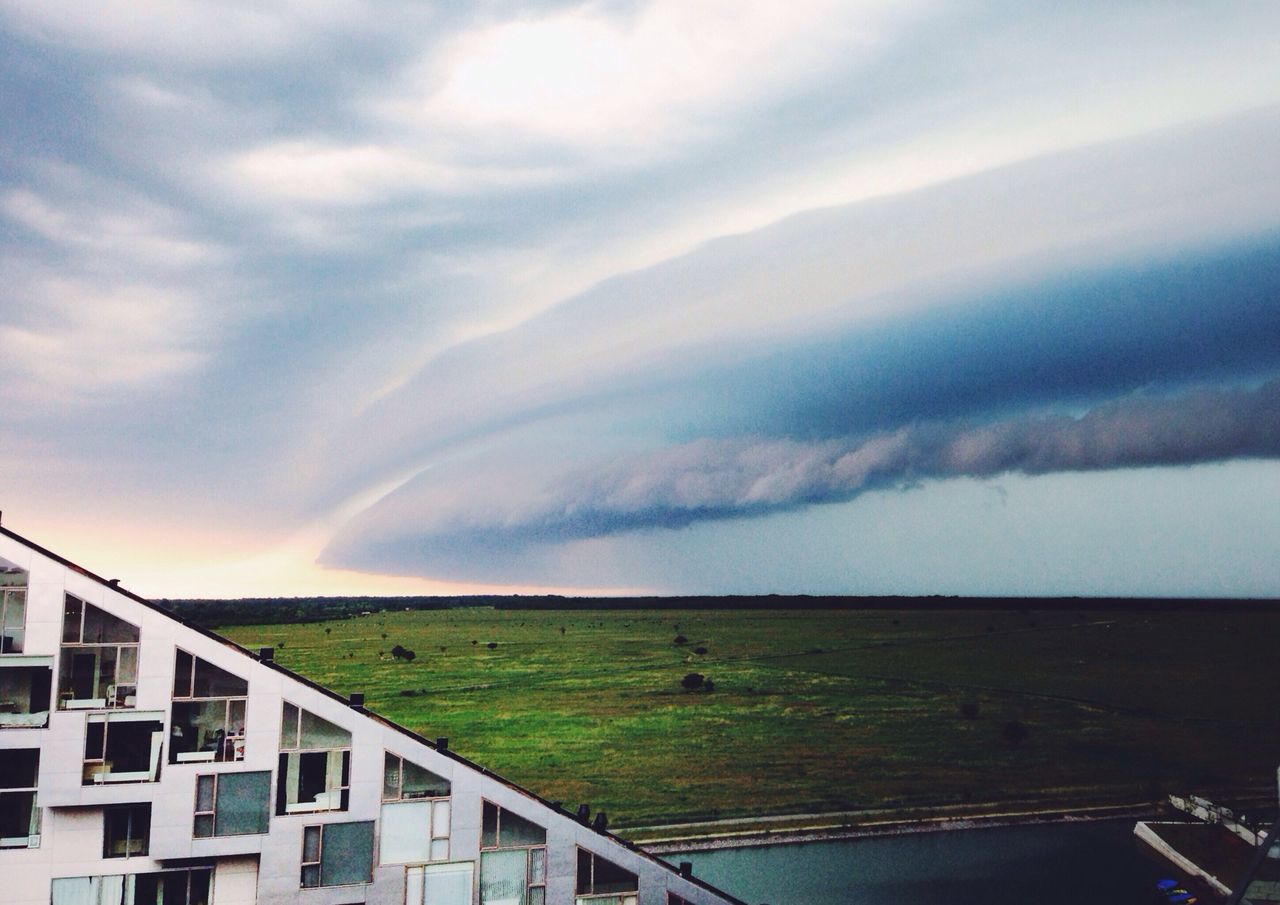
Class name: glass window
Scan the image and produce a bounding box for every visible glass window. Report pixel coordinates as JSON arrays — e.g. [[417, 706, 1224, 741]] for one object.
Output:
[[58, 596, 139, 710], [408, 862, 474, 905], [193, 771, 271, 837], [300, 821, 375, 888], [576, 850, 638, 904], [53, 869, 213, 905], [0, 661, 53, 728], [0, 748, 40, 848], [104, 804, 150, 858], [384, 751, 451, 800], [380, 798, 452, 864], [481, 801, 546, 849], [0, 563, 27, 653], [83, 713, 164, 784], [277, 702, 351, 814]]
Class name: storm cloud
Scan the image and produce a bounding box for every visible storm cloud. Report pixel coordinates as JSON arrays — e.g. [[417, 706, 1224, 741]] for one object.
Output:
[[325, 379, 1280, 573]]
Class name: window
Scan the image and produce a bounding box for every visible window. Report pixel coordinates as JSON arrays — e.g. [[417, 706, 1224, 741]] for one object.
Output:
[[384, 751, 451, 800], [51, 869, 212, 905], [194, 771, 271, 837], [0, 748, 40, 848], [480, 801, 547, 905], [170, 650, 248, 763], [301, 821, 375, 888], [83, 712, 164, 784], [104, 804, 150, 858], [381, 751, 452, 864], [576, 850, 639, 905], [669, 896, 694, 905], [0, 658, 53, 728], [58, 595, 140, 710], [0, 561, 27, 653], [407, 862, 474, 905], [277, 702, 351, 814]]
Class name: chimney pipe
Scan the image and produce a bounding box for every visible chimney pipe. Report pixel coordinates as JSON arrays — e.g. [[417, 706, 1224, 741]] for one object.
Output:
[[258, 647, 274, 663], [349, 692, 365, 708], [592, 812, 608, 832], [576, 804, 590, 824], [679, 861, 693, 878], [436, 737, 449, 751]]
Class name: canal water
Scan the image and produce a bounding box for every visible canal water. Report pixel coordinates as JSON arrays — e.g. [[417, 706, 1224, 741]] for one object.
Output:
[[670, 819, 1174, 905]]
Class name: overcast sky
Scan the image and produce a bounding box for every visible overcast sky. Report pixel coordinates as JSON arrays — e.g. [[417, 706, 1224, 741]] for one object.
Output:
[[2, 1, 1279, 598]]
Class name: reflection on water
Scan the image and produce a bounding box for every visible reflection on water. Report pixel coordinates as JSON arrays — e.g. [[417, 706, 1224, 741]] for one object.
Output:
[[670, 820, 1170, 905]]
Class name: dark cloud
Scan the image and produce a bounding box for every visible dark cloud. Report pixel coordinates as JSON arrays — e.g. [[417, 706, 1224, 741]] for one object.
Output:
[[324, 377, 1280, 576]]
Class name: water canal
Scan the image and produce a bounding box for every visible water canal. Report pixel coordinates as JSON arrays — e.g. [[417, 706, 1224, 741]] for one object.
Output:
[[670, 819, 1174, 904]]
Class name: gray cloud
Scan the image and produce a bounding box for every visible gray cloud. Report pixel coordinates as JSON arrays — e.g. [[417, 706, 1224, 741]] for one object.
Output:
[[326, 378, 1280, 571]]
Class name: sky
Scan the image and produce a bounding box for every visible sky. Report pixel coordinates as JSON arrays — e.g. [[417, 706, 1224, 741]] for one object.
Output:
[[2, 1, 1279, 599]]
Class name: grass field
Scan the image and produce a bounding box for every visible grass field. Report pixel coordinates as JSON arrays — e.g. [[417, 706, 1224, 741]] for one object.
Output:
[[219, 606, 1280, 830]]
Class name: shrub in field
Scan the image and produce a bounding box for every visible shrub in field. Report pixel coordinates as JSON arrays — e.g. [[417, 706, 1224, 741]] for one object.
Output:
[[703, 679, 715, 693], [959, 701, 980, 719], [1001, 720, 1030, 748], [673, 635, 688, 645], [487, 641, 498, 650], [681, 673, 705, 691], [693, 646, 708, 655]]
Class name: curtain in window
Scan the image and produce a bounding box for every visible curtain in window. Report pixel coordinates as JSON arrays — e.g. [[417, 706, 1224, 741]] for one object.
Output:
[[321, 821, 374, 886], [216, 771, 270, 835], [381, 801, 431, 863], [480, 850, 527, 905]]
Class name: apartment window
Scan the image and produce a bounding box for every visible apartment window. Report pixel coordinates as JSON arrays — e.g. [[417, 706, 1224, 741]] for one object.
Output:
[[383, 751, 451, 800], [83, 712, 164, 784], [51, 869, 212, 905], [480, 801, 547, 905], [0, 748, 40, 848], [277, 702, 351, 814], [0, 561, 27, 653], [193, 771, 271, 837], [170, 650, 248, 763], [301, 821, 375, 888], [58, 595, 140, 710], [407, 863, 474, 905], [104, 804, 150, 858], [576, 849, 639, 905], [0, 658, 52, 728]]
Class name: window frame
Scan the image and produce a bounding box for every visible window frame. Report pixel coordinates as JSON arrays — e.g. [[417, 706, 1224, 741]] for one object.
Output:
[[192, 770, 272, 838], [103, 803, 150, 858], [575, 848, 640, 904], [277, 702, 352, 815], [0, 747, 40, 849], [479, 801, 547, 905], [83, 711, 165, 785], [0, 659, 53, 729], [0, 572, 27, 654], [300, 822, 375, 889], [57, 595, 140, 711], [170, 649, 248, 764]]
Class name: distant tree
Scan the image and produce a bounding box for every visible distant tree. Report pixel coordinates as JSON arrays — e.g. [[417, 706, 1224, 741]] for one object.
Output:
[[381, 632, 388, 640], [324, 627, 332, 635], [1001, 720, 1030, 748], [693, 646, 708, 655], [390, 644, 408, 659], [487, 641, 498, 650], [471, 640, 478, 646], [402, 649, 416, 662], [559, 626, 566, 635], [439, 646, 447, 653], [681, 673, 705, 691], [673, 635, 688, 645]]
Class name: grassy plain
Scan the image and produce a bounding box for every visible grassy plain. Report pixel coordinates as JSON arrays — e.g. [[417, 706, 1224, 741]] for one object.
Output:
[[219, 606, 1280, 830]]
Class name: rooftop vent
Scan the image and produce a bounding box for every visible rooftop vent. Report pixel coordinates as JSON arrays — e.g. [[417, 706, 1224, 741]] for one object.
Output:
[[349, 692, 365, 708], [679, 861, 693, 879], [576, 804, 591, 824], [258, 647, 274, 663], [436, 737, 449, 751]]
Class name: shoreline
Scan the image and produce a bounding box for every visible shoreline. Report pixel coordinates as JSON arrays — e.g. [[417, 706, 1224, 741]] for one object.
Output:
[[633, 801, 1169, 854]]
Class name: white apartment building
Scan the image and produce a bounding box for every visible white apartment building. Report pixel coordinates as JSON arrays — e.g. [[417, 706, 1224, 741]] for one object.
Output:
[[0, 525, 744, 905]]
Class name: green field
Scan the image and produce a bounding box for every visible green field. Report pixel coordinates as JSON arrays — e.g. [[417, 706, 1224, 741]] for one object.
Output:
[[219, 606, 1280, 830]]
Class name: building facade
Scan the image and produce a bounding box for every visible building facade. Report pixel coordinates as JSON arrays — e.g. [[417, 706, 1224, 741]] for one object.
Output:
[[0, 526, 743, 905]]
